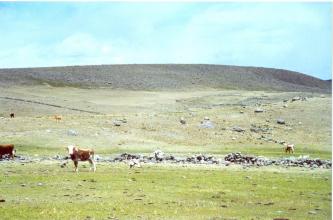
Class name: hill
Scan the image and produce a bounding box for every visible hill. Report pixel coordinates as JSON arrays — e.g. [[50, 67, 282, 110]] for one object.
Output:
[[0, 64, 330, 93]]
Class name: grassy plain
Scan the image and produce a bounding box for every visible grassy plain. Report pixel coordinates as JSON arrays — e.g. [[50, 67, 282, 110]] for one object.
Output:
[[0, 162, 331, 219], [0, 85, 331, 219]]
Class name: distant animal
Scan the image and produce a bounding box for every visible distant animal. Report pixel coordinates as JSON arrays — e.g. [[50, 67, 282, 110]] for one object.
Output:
[[10, 113, 15, 118], [66, 145, 96, 172], [54, 115, 62, 122], [284, 144, 295, 154], [0, 144, 15, 159]]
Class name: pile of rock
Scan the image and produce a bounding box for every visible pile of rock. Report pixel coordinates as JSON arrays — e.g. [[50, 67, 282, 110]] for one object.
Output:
[[224, 152, 272, 166], [250, 124, 271, 133], [114, 152, 141, 161], [224, 152, 331, 169], [185, 154, 220, 164]]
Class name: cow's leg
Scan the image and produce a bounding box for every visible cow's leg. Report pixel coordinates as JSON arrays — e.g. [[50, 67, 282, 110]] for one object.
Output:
[[73, 160, 78, 172], [89, 159, 96, 172]]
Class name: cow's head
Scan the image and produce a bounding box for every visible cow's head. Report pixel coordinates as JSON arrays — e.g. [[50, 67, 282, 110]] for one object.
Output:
[[66, 145, 77, 155]]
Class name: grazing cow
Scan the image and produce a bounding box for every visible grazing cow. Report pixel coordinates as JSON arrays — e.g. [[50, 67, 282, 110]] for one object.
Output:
[[66, 145, 96, 172], [54, 115, 62, 122], [10, 113, 15, 118], [0, 144, 15, 159], [284, 144, 295, 154]]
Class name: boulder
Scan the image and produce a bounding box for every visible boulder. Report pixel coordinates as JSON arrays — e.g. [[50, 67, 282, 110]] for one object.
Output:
[[113, 120, 121, 126], [291, 96, 301, 102], [277, 118, 285, 124], [154, 150, 164, 161], [232, 126, 245, 132], [254, 108, 264, 113], [199, 120, 214, 129], [67, 129, 78, 136]]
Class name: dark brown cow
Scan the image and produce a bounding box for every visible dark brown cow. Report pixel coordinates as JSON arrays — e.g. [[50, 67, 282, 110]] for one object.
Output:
[[66, 145, 96, 172], [0, 144, 15, 159], [10, 113, 15, 118]]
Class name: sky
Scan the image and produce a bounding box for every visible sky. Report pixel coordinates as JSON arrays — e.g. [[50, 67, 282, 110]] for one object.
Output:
[[0, 2, 332, 79]]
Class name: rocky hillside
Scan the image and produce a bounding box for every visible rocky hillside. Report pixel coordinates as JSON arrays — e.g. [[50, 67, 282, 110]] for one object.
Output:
[[0, 64, 330, 93]]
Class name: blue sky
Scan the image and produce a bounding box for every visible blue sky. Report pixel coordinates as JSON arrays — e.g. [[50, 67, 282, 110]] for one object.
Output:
[[0, 2, 331, 79]]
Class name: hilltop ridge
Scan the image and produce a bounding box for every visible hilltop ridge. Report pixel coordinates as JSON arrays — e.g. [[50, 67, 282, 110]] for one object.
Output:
[[0, 64, 330, 93]]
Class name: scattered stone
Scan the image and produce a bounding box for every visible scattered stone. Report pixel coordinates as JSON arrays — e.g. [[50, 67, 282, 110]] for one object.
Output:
[[199, 120, 214, 129], [113, 120, 121, 126], [283, 104, 288, 108], [37, 183, 43, 186], [179, 117, 186, 125], [154, 150, 165, 161], [291, 96, 301, 102], [277, 118, 285, 125], [254, 108, 264, 113], [204, 116, 210, 121], [232, 126, 245, 132], [308, 211, 317, 215], [67, 129, 78, 136]]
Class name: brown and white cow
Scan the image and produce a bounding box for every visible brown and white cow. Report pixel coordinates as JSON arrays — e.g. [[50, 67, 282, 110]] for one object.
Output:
[[0, 144, 15, 159], [66, 145, 96, 172], [284, 144, 295, 154]]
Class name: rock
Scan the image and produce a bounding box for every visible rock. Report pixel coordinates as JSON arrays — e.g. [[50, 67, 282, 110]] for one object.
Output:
[[308, 211, 317, 215], [94, 155, 102, 161], [320, 94, 325, 98], [37, 183, 43, 186], [232, 126, 245, 132], [240, 111, 244, 114], [179, 117, 186, 125], [291, 96, 301, 102], [67, 129, 78, 136], [113, 121, 121, 126], [199, 120, 214, 129], [277, 118, 285, 124], [283, 104, 288, 108], [204, 116, 210, 121], [254, 108, 264, 113], [154, 150, 164, 161]]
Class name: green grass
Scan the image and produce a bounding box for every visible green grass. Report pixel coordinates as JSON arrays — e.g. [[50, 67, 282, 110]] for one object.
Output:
[[0, 87, 331, 219], [0, 162, 331, 219]]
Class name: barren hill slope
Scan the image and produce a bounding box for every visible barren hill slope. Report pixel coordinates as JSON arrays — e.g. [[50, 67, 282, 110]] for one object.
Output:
[[0, 64, 330, 93]]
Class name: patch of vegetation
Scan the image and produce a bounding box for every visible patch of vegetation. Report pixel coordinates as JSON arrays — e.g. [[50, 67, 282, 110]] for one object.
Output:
[[0, 163, 331, 219]]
